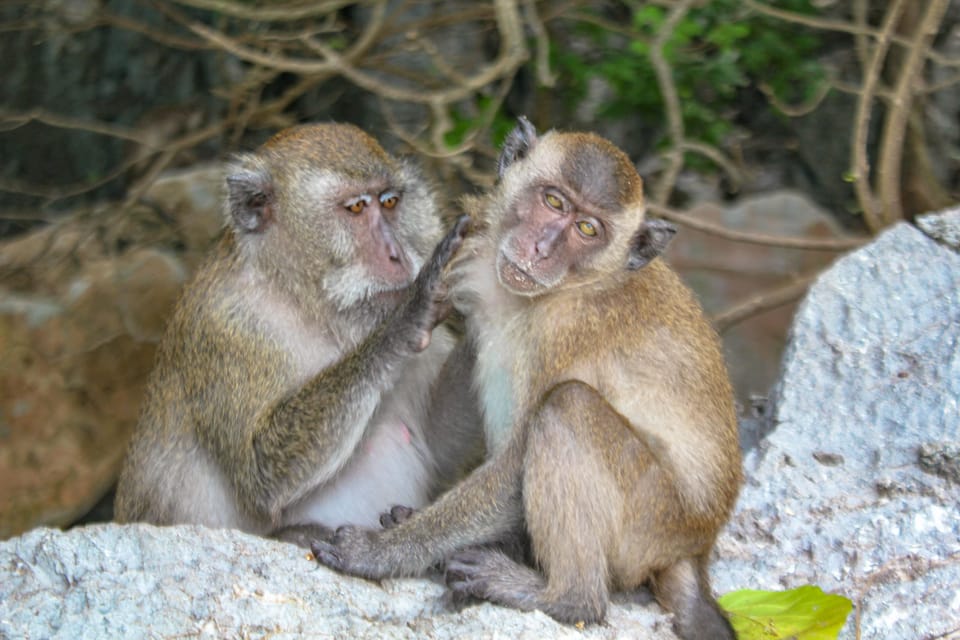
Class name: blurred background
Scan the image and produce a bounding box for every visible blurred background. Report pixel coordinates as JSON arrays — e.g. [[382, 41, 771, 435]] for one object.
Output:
[[1, 0, 957, 539]]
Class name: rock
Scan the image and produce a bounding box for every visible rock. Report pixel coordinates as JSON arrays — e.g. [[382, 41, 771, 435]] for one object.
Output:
[[0, 165, 223, 538], [712, 219, 960, 639], [0, 524, 680, 639], [916, 205, 960, 251], [666, 190, 844, 405]]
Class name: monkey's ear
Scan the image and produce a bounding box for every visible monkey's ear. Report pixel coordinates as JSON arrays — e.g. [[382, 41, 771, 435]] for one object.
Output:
[[226, 168, 275, 234], [626, 219, 677, 270], [496, 116, 538, 180]]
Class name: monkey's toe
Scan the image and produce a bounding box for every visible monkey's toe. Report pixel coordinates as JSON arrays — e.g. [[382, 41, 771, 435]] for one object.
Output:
[[310, 540, 342, 570], [380, 505, 415, 528]]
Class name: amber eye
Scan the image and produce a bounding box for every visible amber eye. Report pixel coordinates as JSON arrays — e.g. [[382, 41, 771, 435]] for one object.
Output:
[[577, 220, 598, 237], [345, 199, 366, 214], [380, 193, 400, 209], [544, 191, 564, 210]]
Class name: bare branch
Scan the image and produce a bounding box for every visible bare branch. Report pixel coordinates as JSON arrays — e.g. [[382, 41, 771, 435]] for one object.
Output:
[[649, 203, 869, 251], [850, 0, 906, 232], [523, 0, 556, 88], [876, 0, 951, 227], [679, 141, 743, 191], [711, 272, 820, 333], [0, 108, 155, 145], [169, 0, 355, 23], [744, 0, 956, 69], [649, 0, 695, 205]]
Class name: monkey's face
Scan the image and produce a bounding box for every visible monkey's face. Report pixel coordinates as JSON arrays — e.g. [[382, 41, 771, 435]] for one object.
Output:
[[493, 132, 645, 297], [301, 166, 442, 311], [227, 124, 443, 314]]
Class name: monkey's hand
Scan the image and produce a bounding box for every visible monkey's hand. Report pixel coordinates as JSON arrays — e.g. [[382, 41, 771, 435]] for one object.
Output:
[[310, 525, 392, 579], [393, 215, 470, 353]]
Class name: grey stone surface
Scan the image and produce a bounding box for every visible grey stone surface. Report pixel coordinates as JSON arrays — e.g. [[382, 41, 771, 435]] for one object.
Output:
[[0, 524, 679, 640], [713, 220, 960, 639], [917, 205, 960, 251]]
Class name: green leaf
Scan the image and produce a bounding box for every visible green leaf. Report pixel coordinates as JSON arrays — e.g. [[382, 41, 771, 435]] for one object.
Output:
[[717, 586, 853, 640]]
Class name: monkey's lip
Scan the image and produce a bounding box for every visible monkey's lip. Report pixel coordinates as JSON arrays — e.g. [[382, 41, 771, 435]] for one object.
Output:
[[496, 254, 543, 295]]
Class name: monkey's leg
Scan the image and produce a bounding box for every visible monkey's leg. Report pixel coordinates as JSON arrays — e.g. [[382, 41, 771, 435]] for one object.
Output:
[[311, 431, 526, 579], [447, 380, 622, 624]]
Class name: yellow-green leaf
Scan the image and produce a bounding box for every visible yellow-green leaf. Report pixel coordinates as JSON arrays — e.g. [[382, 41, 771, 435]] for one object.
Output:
[[717, 585, 853, 640]]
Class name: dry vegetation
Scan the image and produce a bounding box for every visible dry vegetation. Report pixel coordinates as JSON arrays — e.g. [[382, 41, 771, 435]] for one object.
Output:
[[1, 0, 957, 324]]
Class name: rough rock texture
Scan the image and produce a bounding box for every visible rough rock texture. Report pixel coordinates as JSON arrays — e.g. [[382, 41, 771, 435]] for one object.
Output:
[[0, 165, 224, 538], [713, 212, 960, 640], [0, 524, 680, 640], [917, 205, 960, 250]]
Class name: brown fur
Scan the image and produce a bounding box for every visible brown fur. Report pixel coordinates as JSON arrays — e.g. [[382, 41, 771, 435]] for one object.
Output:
[[115, 123, 481, 537], [310, 120, 741, 639]]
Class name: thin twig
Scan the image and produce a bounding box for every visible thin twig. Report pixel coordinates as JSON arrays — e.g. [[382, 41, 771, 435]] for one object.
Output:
[[850, 0, 906, 232], [711, 272, 819, 333], [876, 0, 951, 227], [649, 0, 695, 204], [649, 203, 869, 250], [169, 0, 355, 23]]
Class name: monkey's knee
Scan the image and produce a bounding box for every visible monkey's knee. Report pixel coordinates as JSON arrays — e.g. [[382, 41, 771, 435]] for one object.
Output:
[[539, 380, 605, 416]]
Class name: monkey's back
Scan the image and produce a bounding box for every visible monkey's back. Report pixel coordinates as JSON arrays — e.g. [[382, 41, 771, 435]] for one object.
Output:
[[114, 239, 283, 530]]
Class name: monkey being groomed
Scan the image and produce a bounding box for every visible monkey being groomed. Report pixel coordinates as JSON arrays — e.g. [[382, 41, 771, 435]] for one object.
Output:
[[310, 118, 743, 640], [115, 123, 482, 542]]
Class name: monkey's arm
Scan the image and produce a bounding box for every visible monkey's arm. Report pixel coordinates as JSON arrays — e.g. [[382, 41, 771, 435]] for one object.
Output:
[[311, 429, 524, 578], [194, 217, 470, 524], [422, 338, 485, 494]]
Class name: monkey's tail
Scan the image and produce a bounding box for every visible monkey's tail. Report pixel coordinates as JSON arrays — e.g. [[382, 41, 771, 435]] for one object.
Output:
[[652, 556, 736, 640]]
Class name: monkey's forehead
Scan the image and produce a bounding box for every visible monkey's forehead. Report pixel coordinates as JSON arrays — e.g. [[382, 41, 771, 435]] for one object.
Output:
[[539, 132, 643, 211], [260, 123, 398, 173]]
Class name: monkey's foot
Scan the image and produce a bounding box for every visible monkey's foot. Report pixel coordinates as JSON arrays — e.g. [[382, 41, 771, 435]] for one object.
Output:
[[446, 547, 608, 626], [379, 505, 415, 529], [310, 525, 389, 579], [445, 547, 543, 609]]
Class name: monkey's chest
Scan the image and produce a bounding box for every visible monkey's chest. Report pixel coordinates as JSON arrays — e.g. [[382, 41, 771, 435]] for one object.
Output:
[[472, 326, 521, 452]]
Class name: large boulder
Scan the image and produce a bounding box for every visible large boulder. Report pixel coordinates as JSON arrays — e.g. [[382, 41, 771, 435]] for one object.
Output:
[[713, 207, 960, 639], [0, 523, 680, 639], [0, 165, 224, 538]]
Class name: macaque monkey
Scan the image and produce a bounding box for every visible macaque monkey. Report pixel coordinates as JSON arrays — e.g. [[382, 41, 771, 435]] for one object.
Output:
[[310, 118, 743, 640], [115, 123, 481, 541]]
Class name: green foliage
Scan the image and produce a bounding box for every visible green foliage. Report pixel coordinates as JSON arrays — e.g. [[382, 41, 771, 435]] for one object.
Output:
[[718, 585, 854, 639], [558, 0, 825, 149], [443, 95, 517, 149]]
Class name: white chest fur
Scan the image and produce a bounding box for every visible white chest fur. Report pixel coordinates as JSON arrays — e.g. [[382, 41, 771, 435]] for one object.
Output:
[[470, 312, 521, 453]]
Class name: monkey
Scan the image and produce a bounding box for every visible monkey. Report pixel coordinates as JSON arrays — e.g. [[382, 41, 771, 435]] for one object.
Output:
[[309, 117, 743, 640], [114, 123, 482, 542]]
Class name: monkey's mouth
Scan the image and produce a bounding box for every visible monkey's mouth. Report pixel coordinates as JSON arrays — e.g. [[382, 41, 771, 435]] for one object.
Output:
[[496, 253, 543, 296]]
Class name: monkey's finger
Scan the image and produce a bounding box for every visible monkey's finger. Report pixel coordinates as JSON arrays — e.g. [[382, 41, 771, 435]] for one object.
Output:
[[432, 215, 471, 269]]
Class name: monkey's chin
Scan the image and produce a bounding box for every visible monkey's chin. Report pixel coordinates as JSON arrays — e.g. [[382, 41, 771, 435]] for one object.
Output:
[[496, 254, 546, 297]]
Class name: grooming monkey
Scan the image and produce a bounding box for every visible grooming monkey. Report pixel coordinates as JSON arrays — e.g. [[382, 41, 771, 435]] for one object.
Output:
[[115, 123, 481, 541], [311, 118, 743, 639]]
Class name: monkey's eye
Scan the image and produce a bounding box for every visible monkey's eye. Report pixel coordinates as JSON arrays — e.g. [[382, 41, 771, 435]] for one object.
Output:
[[576, 220, 599, 237], [345, 197, 367, 215], [544, 190, 565, 211], [380, 192, 400, 209]]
